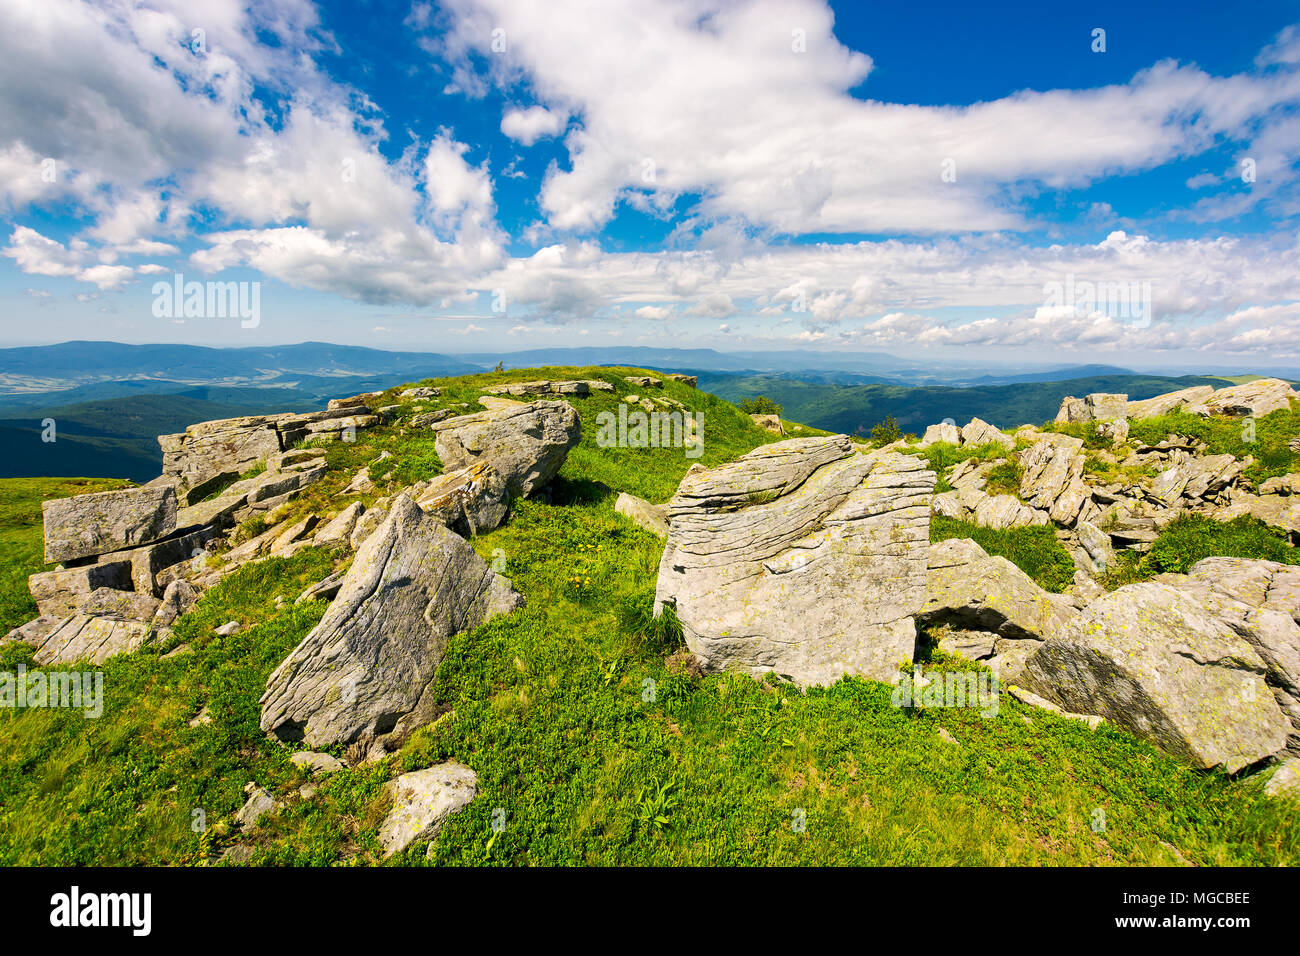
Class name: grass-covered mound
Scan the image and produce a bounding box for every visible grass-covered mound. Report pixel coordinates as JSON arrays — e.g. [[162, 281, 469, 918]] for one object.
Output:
[[1102, 514, 1300, 588], [1, 369, 1298, 866]]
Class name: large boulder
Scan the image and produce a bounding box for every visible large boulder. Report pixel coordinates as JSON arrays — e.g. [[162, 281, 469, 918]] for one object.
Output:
[[432, 400, 580, 498], [1193, 379, 1297, 418], [918, 422, 960, 447], [259, 496, 523, 749], [919, 538, 1076, 680], [653, 437, 934, 686], [1126, 386, 1215, 419], [1021, 583, 1290, 771], [378, 762, 478, 857], [959, 418, 1015, 450], [42, 485, 177, 563]]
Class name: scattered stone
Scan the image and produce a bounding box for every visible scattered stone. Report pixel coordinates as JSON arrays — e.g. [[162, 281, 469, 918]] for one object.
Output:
[[960, 417, 1016, 450], [666, 373, 697, 387], [919, 422, 960, 447], [296, 570, 346, 605], [1008, 686, 1104, 728], [313, 502, 365, 547], [1265, 757, 1300, 799], [400, 387, 441, 399], [624, 375, 662, 388], [188, 705, 211, 727], [749, 413, 784, 434], [214, 621, 241, 637]]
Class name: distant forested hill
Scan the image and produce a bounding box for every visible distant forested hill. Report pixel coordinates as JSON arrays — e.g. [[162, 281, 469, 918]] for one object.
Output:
[[700, 373, 1232, 436]]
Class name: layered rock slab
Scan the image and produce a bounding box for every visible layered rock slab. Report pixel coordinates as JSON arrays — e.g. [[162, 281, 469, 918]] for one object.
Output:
[[259, 496, 523, 748], [42, 485, 177, 563], [653, 437, 935, 686]]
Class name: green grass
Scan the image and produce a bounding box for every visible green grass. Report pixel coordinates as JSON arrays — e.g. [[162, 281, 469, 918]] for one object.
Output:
[[983, 459, 1024, 497], [1, 370, 1298, 866], [1126, 402, 1300, 484], [0, 476, 135, 634], [930, 516, 1076, 593], [1102, 514, 1300, 588]]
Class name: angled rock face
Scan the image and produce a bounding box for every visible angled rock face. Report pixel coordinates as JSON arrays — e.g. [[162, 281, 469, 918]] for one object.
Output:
[[919, 422, 960, 447], [43, 485, 177, 563], [259, 496, 523, 748], [379, 762, 477, 857], [1193, 379, 1297, 418], [960, 418, 1015, 450], [654, 437, 935, 686], [1018, 435, 1088, 525], [33, 613, 157, 665], [1126, 386, 1215, 419], [1022, 583, 1290, 771], [920, 538, 1076, 681], [432, 400, 580, 498]]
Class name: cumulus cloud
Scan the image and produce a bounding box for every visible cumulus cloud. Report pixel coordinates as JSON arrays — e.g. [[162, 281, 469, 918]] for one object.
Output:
[[432, 0, 1300, 235], [500, 106, 565, 145]]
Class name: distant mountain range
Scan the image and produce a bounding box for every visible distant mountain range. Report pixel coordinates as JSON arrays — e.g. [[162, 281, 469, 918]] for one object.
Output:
[[0, 341, 1294, 481]]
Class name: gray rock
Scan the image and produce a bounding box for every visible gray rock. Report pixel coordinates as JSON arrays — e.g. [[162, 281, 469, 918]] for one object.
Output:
[[1021, 583, 1290, 771], [42, 485, 177, 563], [919, 422, 961, 447], [624, 375, 663, 388], [27, 561, 133, 618], [1195, 379, 1297, 418], [1265, 757, 1300, 799], [482, 380, 599, 397], [653, 437, 934, 686], [349, 506, 388, 550], [289, 751, 346, 775], [416, 463, 510, 536], [234, 783, 278, 830], [960, 418, 1015, 450], [749, 413, 784, 434], [1127, 386, 1215, 419], [259, 496, 524, 748], [920, 538, 1076, 681], [614, 492, 669, 537], [1084, 393, 1128, 421], [153, 579, 201, 627], [295, 570, 346, 605], [79, 587, 162, 622], [666, 374, 697, 388], [33, 613, 157, 665], [1075, 520, 1116, 571], [400, 386, 441, 399], [432, 400, 580, 498], [378, 762, 477, 858], [313, 502, 365, 547], [2, 615, 63, 648], [214, 621, 241, 636], [1018, 435, 1087, 524]]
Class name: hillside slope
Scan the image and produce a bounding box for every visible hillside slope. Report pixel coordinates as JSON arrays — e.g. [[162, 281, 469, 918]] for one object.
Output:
[[0, 367, 1297, 866]]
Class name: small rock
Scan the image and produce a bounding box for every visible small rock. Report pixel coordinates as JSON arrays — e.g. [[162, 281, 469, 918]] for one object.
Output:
[[234, 783, 278, 830], [214, 621, 241, 636], [290, 751, 347, 776], [378, 762, 477, 857]]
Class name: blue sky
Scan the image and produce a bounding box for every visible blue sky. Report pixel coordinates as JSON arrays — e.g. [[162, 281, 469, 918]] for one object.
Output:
[[2, 0, 1300, 367]]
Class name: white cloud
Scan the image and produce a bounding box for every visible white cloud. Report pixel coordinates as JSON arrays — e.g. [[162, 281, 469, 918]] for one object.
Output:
[[500, 106, 565, 145]]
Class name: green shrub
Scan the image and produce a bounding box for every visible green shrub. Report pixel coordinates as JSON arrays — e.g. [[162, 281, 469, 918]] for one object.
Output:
[[1103, 514, 1299, 587], [869, 415, 901, 446], [738, 396, 782, 416]]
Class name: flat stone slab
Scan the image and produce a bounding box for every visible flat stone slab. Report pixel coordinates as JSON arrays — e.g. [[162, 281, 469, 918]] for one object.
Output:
[[43, 485, 177, 563]]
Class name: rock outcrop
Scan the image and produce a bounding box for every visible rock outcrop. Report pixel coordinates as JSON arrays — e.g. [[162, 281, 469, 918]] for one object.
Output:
[[259, 496, 524, 749], [482, 379, 612, 397], [1021, 582, 1290, 771], [432, 400, 580, 498], [1126, 386, 1215, 419], [920, 538, 1076, 680], [415, 463, 510, 536], [654, 437, 934, 686], [1193, 379, 1297, 418]]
